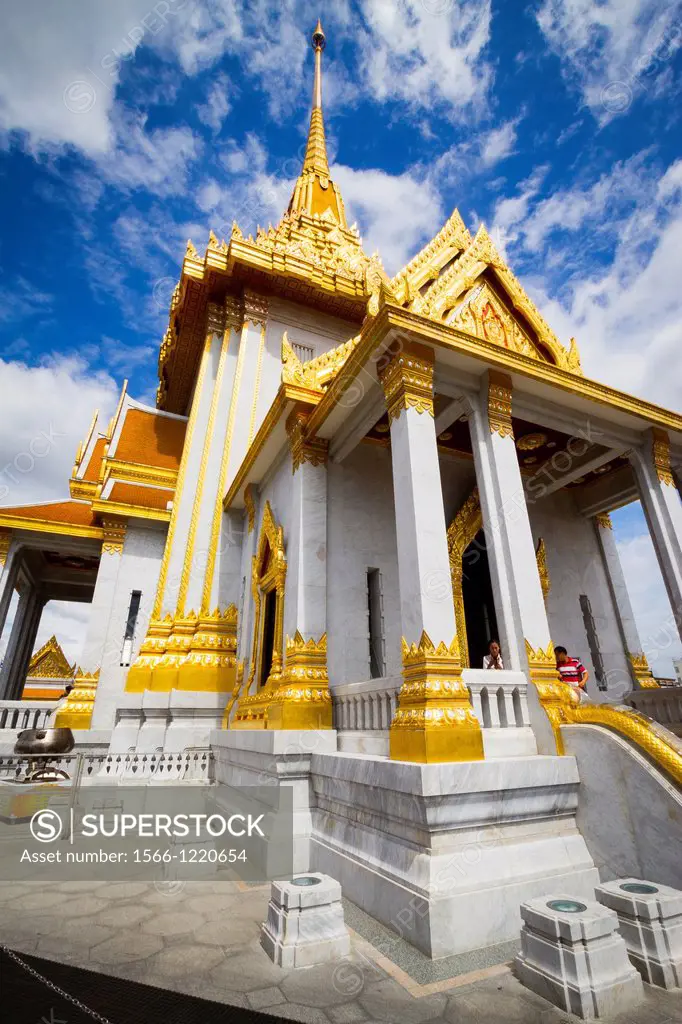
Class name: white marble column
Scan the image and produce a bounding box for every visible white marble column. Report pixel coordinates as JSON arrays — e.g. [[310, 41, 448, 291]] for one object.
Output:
[[10, 590, 45, 700], [630, 429, 682, 639], [466, 371, 557, 754], [593, 512, 655, 689], [384, 347, 456, 646], [266, 409, 331, 731], [380, 342, 483, 763]]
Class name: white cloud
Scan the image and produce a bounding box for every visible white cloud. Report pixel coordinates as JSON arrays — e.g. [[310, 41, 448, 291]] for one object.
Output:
[[197, 73, 232, 133], [333, 164, 444, 275], [0, 356, 119, 507], [479, 118, 519, 167], [535, 0, 682, 120], [0, 0, 170, 153], [96, 115, 202, 196]]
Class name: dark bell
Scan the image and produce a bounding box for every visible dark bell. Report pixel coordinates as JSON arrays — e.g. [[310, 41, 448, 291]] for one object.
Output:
[[14, 728, 75, 755], [312, 19, 326, 50]]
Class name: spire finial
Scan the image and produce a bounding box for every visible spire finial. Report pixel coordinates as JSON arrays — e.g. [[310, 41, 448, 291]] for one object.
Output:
[[312, 19, 326, 109]]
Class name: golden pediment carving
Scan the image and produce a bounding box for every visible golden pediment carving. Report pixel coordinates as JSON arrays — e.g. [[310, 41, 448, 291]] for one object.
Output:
[[27, 635, 75, 680]]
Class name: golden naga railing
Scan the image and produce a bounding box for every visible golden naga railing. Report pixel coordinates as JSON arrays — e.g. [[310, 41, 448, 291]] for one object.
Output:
[[526, 641, 682, 788]]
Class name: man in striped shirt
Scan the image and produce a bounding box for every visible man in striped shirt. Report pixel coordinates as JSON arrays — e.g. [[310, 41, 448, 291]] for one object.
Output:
[[555, 646, 589, 702]]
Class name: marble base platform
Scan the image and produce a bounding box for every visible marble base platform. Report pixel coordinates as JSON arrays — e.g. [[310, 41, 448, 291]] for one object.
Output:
[[514, 894, 644, 1018], [309, 751, 599, 958], [211, 728, 338, 873], [596, 878, 682, 989], [109, 692, 227, 753], [260, 872, 351, 968]]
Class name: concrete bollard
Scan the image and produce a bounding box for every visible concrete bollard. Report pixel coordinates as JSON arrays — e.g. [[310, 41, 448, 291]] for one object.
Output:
[[260, 872, 351, 968], [514, 895, 644, 1018], [595, 878, 682, 989]]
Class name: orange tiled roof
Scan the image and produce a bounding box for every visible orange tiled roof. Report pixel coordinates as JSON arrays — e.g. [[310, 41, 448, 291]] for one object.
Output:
[[114, 410, 185, 470], [0, 500, 97, 526], [108, 483, 172, 511], [82, 437, 107, 482]]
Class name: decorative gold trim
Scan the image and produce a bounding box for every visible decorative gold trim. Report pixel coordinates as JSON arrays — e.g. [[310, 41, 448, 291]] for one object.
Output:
[[266, 632, 333, 730], [652, 428, 674, 486], [286, 407, 329, 472], [178, 326, 230, 614], [488, 371, 513, 439], [244, 485, 256, 534], [391, 209, 472, 305], [206, 301, 226, 336], [248, 323, 266, 446], [594, 512, 613, 530], [447, 488, 482, 669], [103, 459, 178, 490], [125, 615, 173, 692], [176, 605, 238, 692], [150, 330, 212, 620], [536, 538, 550, 601], [378, 341, 435, 421], [628, 652, 659, 689], [0, 514, 103, 541], [91, 500, 170, 523], [101, 516, 127, 556], [0, 530, 11, 567], [524, 639, 570, 754], [27, 635, 75, 680], [389, 631, 484, 763], [243, 290, 268, 329], [200, 320, 245, 615], [150, 613, 198, 691], [233, 501, 287, 728], [54, 668, 100, 730]]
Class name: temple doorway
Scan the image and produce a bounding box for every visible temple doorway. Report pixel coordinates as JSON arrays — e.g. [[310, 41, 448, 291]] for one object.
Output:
[[461, 529, 499, 670], [259, 588, 277, 688]]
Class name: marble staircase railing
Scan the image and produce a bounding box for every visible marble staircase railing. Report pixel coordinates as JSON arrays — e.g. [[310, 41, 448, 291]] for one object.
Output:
[[332, 677, 401, 732], [0, 700, 57, 731], [626, 686, 682, 737]]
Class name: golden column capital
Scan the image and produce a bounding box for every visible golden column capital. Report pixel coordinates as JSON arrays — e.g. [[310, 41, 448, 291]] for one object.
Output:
[[100, 516, 127, 555], [243, 290, 268, 329], [651, 427, 673, 486], [286, 406, 329, 472], [0, 529, 12, 566], [487, 370, 513, 438], [378, 340, 435, 422], [594, 512, 613, 530], [244, 484, 257, 534]]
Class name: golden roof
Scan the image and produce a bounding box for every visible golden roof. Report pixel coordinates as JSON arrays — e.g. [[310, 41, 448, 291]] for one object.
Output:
[[108, 483, 172, 511], [27, 635, 75, 680], [114, 409, 185, 470], [0, 500, 97, 527]]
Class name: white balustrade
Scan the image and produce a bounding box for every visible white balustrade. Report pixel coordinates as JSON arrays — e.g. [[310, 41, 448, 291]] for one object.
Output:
[[332, 670, 536, 758], [0, 748, 215, 785], [0, 700, 57, 731]]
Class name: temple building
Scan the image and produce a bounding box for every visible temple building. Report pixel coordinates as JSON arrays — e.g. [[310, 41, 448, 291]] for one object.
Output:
[[0, 22, 681, 958]]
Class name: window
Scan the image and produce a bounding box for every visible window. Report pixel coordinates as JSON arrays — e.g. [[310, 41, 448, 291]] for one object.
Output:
[[120, 590, 142, 667], [579, 594, 606, 690], [292, 342, 314, 363], [367, 568, 385, 679]]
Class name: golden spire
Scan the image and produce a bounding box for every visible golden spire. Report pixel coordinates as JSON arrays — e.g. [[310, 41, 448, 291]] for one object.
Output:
[[287, 20, 348, 227]]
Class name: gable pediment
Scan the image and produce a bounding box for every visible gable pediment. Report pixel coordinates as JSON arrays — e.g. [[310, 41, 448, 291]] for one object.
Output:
[[445, 279, 548, 362], [27, 635, 75, 680]]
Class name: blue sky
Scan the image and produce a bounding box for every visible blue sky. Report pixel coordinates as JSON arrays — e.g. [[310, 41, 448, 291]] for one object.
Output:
[[0, 0, 681, 672]]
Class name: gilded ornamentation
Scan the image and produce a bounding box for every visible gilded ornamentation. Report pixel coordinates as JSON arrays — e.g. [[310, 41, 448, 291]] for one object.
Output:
[[54, 668, 100, 730], [281, 333, 321, 390], [267, 632, 333, 730], [27, 636, 75, 680], [628, 652, 659, 689], [488, 371, 513, 439], [243, 290, 268, 329], [535, 538, 550, 601], [379, 341, 435, 421], [100, 516, 127, 555], [224, 294, 244, 331], [594, 512, 613, 530], [412, 224, 583, 375], [391, 208, 471, 306], [206, 302, 226, 336], [517, 432, 547, 451], [390, 631, 484, 764], [651, 428, 674, 486], [150, 613, 198, 691], [125, 615, 173, 692], [0, 529, 11, 566], [447, 488, 482, 668], [176, 605, 238, 692], [233, 501, 287, 729], [244, 484, 256, 534], [286, 407, 329, 472], [248, 324, 266, 445], [185, 239, 199, 260]]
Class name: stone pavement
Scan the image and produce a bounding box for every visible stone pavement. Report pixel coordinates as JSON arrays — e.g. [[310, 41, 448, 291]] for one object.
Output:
[[0, 879, 680, 1024]]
